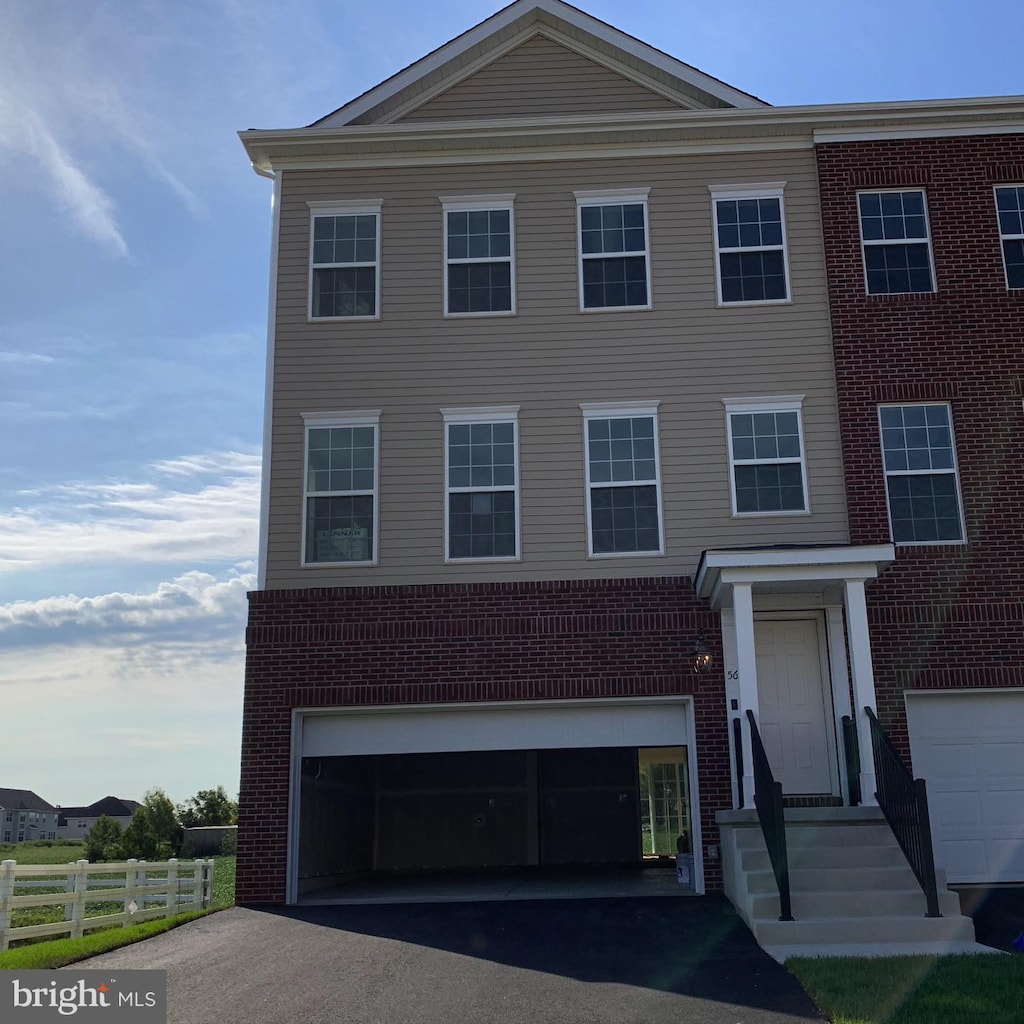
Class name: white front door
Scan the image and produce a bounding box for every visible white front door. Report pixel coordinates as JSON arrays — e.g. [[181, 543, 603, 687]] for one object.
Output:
[[755, 618, 834, 794]]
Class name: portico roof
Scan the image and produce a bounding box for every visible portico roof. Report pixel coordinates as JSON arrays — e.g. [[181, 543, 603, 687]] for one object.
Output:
[[694, 544, 895, 609]]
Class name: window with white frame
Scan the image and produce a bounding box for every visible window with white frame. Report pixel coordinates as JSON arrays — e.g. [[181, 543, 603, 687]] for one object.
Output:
[[582, 402, 662, 555], [879, 403, 964, 544], [302, 412, 380, 565], [711, 184, 790, 304], [309, 202, 381, 319], [995, 186, 1024, 290], [443, 407, 519, 560], [858, 190, 934, 294], [576, 189, 651, 310], [442, 196, 515, 315], [2, 832, 9, 843], [725, 397, 808, 515]]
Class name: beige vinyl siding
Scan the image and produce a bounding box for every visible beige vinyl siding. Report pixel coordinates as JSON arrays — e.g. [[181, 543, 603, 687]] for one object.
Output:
[[266, 149, 847, 588], [398, 35, 682, 123]]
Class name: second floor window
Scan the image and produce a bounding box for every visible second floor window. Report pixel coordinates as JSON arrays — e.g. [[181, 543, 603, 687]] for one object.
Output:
[[725, 397, 808, 515], [302, 413, 380, 565], [444, 408, 519, 560], [582, 402, 662, 555], [576, 189, 651, 311], [995, 185, 1024, 290], [858, 190, 934, 295], [443, 196, 516, 315], [879, 403, 964, 544], [309, 203, 381, 319], [711, 185, 790, 304]]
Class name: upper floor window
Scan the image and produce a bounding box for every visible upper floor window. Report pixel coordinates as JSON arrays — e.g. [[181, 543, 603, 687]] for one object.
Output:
[[302, 411, 380, 565], [710, 184, 790, 304], [879, 403, 964, 545], [442, 195, 516, 316], [724, 396, 808, 515], [443, 407, 519, 561], [995, 186, 1024, 290], [309, 201, 381, 319], [858, 190, 935, 295], [581, 401, 662, 556], [575, 189, 651, 311]]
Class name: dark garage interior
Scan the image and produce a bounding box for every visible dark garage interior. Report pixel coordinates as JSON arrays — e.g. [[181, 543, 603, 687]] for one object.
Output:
[[298, 746, 692, 896]]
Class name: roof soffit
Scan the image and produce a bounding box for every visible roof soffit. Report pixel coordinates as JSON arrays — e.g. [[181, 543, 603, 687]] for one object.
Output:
[[312, 0, 765, 130]]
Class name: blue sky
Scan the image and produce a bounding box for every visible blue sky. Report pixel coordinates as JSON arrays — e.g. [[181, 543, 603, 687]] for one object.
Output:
[[1, 0, 1022, 808]]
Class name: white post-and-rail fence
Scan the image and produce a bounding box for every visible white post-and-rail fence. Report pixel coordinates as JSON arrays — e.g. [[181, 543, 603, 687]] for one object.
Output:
[[0, 858, 215, 951]]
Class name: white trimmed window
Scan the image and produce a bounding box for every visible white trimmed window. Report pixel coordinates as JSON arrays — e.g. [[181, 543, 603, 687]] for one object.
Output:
[[724, 396, 808, 515], [442, 195, 515, 315], [710, 183, 790, 304], [575, 189, 651, 311], [879, 403, 965, 544], [857, 190, 935, 294], [302, 411, 381, 565], [995, 186, 1024, 290], [309, 201, 381, 319], [581, 401, 662, 555], [443, 407, 519, 560]]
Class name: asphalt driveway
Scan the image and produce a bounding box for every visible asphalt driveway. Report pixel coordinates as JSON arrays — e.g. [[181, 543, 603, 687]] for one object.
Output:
[[78, 896, 824, 1024]]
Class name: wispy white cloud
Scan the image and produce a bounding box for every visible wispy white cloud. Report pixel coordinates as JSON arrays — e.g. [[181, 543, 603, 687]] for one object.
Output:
[[0, 351, 55, 365], [0, 451, 260, 572]]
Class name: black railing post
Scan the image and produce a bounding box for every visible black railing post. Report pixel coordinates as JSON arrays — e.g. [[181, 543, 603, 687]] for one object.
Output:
[[732, 716, 744, 808], [841, 715, 862, 806], [746, 710, 793, 922], [865, 706, 941, 918]]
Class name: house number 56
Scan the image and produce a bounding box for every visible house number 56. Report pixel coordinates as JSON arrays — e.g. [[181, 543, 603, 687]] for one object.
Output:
[[727, 670, 739, 680]]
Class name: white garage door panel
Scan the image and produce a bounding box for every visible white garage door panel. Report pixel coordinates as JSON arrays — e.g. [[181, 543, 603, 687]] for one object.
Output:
[[302, 701, 690, 758], [907, 691, 1024, 883]]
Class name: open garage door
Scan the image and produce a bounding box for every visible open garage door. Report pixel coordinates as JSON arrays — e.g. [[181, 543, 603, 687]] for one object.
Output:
[[906, 690, 1024, 883], [293, 699, 694, 899]]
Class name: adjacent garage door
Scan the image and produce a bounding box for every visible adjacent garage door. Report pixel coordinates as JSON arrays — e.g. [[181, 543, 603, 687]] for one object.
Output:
[[301, 699, 690, 757], [906, 690, 1024, 883]]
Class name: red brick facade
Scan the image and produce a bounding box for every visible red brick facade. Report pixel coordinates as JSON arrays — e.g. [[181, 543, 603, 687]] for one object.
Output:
[[817, 135, 1024, 757], [238, 577, 729, 904]]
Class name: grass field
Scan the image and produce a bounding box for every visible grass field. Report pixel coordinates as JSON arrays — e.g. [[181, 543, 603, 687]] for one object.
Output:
[[788, 953, 1024, 1024], [0, 841, 86, 864]]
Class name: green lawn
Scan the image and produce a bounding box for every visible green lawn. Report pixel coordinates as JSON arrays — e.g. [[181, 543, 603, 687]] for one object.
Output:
[[788, 953, 1024, 1024], [0, 841, 86, 864]]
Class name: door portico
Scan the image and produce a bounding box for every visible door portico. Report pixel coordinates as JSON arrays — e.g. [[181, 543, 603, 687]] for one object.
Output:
[[694, 544, 894, 810]]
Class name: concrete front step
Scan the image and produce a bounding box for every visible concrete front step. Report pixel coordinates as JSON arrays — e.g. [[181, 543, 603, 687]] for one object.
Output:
[[741, 843, 900, 871], [750, 886, 963, 920], [734, 823, 895, 849], [746, 864, 923, 893], [754, 912, 977, 947]]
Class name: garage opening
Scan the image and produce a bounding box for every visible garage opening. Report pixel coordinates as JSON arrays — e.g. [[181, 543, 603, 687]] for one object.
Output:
[[296, 744, 694, 897]]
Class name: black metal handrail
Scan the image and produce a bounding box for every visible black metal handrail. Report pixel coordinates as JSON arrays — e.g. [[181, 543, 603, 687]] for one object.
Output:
[[864, 706, 941, 918], [746, 710, 793, 921], [841, 715, 862, 807], [732, 716, 744, 808]]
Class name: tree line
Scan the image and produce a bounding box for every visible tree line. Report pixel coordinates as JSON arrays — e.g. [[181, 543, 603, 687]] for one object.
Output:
[[83, 786, 237, 861]]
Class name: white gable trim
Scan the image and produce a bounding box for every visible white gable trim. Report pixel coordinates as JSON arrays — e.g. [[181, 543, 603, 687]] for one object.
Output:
[[317, 0, 763, 129]]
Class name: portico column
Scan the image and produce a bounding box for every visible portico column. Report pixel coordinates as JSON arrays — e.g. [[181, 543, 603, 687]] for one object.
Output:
[[733, 582, 758, 809], [844, 578, 878, 806]]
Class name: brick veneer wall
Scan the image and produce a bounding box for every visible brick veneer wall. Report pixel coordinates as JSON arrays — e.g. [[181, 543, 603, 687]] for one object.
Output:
[[238, 576, 729, 904], [817, 134, 1024, 757]]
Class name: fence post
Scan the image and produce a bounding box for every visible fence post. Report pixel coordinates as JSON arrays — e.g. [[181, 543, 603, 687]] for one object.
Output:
[[0, 860, 15, 952], [124, 859, 138, 927], [192, 860, 203, 908], [70, 861, 88, 939], [165, 859, 178, 918], [204, 859, 214, 907]]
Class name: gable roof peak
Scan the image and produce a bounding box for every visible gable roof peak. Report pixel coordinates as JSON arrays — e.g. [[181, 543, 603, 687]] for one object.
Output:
[[311, 0, 766, 130]]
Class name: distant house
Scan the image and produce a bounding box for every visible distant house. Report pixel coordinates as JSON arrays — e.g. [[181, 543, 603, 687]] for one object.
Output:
[[57, 797, 141, 841], [0, 789, 58, 843]]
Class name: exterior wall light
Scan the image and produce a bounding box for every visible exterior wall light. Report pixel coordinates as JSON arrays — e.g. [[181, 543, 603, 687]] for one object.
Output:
[[692, 631, 713, 675]]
